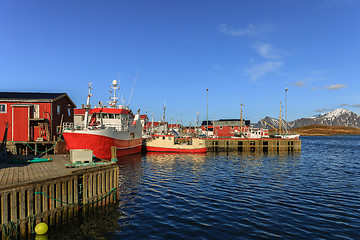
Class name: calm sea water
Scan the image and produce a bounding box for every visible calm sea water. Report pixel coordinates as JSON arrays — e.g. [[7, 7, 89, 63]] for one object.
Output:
[[51, 136, 360, 240]]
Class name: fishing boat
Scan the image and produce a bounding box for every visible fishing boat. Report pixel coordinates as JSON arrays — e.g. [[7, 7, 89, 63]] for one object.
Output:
[[63, 81, 142, 160], [145, 135, 207, 153]]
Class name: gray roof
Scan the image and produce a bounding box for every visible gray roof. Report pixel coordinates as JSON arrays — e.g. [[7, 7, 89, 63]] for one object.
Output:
[[0, 92, 76, 107], [0, 92, 66, 100]]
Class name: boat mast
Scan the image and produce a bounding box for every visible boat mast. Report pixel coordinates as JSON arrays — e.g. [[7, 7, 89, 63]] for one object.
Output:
[[206, 88, 209, 138], [240, 103, 245, 131], [279, 101, 282, 135], [84, 83, 92, 128], [285, 87, 288, 136], [108, 80, 120, 108]]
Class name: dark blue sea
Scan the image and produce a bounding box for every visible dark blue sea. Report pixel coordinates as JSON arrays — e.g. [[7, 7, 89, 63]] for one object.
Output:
[[52, 136, 360, 240]]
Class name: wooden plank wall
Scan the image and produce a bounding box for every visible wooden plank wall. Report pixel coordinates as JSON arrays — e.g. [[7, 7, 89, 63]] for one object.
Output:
[[0, 164, 119, 239], [206, 139, 302, 152]]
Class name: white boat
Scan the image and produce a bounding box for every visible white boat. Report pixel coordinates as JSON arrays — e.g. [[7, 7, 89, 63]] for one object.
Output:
[[146, 135, 207, 153], [63, 81, 142, 160]]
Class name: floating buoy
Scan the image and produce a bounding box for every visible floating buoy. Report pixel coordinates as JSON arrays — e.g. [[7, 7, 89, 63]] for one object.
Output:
[[35, 222, 48, 235]]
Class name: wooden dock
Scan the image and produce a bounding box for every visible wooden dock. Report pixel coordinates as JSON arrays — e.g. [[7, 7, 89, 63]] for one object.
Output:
[[206, 138, 301, 152], [0, 155, 119, 239]]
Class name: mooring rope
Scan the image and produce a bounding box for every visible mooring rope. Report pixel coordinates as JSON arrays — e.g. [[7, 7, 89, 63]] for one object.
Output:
[[25, 132, 64, 155], [34, 187, 117, 206], [2, 220, 19, 239]]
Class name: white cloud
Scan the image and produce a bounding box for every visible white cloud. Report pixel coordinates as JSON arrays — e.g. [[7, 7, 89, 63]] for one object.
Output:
[[247, 61, 283, 81], [314, 108, 331, 112], [340, 103, 360, 108], [292, 81, 305, 87], [325, 84, 347, 90], [218, 23, 272, 36], [253, 42, 278, 59]]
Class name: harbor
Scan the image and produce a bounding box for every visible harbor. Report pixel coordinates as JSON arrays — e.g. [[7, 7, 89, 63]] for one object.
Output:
[[0, 82, 301, 239]]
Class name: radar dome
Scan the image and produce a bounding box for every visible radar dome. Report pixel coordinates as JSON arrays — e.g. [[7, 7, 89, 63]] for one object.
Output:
[[112, 80, 118, 86]]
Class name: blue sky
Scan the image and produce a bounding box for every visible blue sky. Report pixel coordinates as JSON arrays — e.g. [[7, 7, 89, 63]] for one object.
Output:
[[1, 0, 359, 125]]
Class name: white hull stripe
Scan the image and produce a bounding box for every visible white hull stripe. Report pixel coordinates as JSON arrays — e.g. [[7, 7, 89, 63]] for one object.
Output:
[[116, 143, 142, 150]]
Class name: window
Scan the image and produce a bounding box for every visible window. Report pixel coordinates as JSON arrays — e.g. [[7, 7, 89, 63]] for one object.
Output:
[[57, 105, 61, 115], [34, 105, 40, 118], [68, 108, 71, 116], [0, 104, 7, 113]]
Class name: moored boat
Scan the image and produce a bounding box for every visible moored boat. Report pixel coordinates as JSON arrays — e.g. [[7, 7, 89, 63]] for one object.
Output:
[[146, 135, 207, 153], [63, 81, 142, 160]]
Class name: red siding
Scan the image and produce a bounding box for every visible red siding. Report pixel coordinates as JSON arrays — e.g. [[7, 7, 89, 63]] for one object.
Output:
[[0, 95, 75, 142], [0, 102, 13, 141]]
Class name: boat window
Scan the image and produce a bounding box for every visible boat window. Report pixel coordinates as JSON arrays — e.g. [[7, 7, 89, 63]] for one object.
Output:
[[109, 114, 114, 119], [162, 136, 165, 140], [115, 114, 120, 119], [168, 137, 172, 140], [102, 114, 109, 119]]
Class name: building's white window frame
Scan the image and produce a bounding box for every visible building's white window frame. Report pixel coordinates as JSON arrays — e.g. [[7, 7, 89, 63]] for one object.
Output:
[[0, 104, 7, 113]]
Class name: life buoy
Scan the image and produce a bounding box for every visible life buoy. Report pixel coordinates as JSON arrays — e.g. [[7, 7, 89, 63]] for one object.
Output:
[[247, 133, 251, 138]]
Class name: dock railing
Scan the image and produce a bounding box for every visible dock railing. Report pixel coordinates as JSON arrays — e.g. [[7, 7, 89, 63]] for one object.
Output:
[[0, 163, 119, 239]]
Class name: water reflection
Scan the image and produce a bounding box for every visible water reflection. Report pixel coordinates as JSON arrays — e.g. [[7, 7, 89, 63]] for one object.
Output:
[[47, 206, 121, 240], [48, 137, 360, 240]]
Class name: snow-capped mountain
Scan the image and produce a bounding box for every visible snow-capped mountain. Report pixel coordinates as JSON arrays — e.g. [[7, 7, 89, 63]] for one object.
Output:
[[254, 108, 360, 129]]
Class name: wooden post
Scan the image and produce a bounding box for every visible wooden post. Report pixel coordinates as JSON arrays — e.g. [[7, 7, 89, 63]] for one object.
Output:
[[1, 193, 9, 239], [55, 183, 61, 226], [68, 179, 74, 220], [35, 186, 41, 224], [62, 181, 67, 222], [42, 185, 49, 223], [49, 183, 56, 228], [101, 172, 106, 207], [111, 146, 117, 162], [20, 189, 27, 237], [74, 177, 79, 215], [83, 175, 88, 213]]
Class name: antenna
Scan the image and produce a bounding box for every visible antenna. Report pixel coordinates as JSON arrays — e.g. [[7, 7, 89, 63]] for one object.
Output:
[[128, 69, 140, 107], [107, 80, 120, 108], [240, 103, 245, 130], [163, 101, 166, 123]]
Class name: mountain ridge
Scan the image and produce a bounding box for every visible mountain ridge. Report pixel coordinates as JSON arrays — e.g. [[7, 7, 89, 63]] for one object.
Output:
[[254, 108, 360, 129]]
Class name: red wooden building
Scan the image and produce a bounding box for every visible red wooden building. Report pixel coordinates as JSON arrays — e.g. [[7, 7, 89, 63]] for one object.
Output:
[[0, 92, 76, 142]]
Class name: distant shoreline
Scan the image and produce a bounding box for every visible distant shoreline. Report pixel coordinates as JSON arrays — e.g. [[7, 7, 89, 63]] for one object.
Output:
[[287, 125, 360, 136]]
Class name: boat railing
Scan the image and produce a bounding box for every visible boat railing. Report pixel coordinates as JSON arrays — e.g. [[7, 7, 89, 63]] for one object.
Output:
[[103, 123, 129, 131]]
